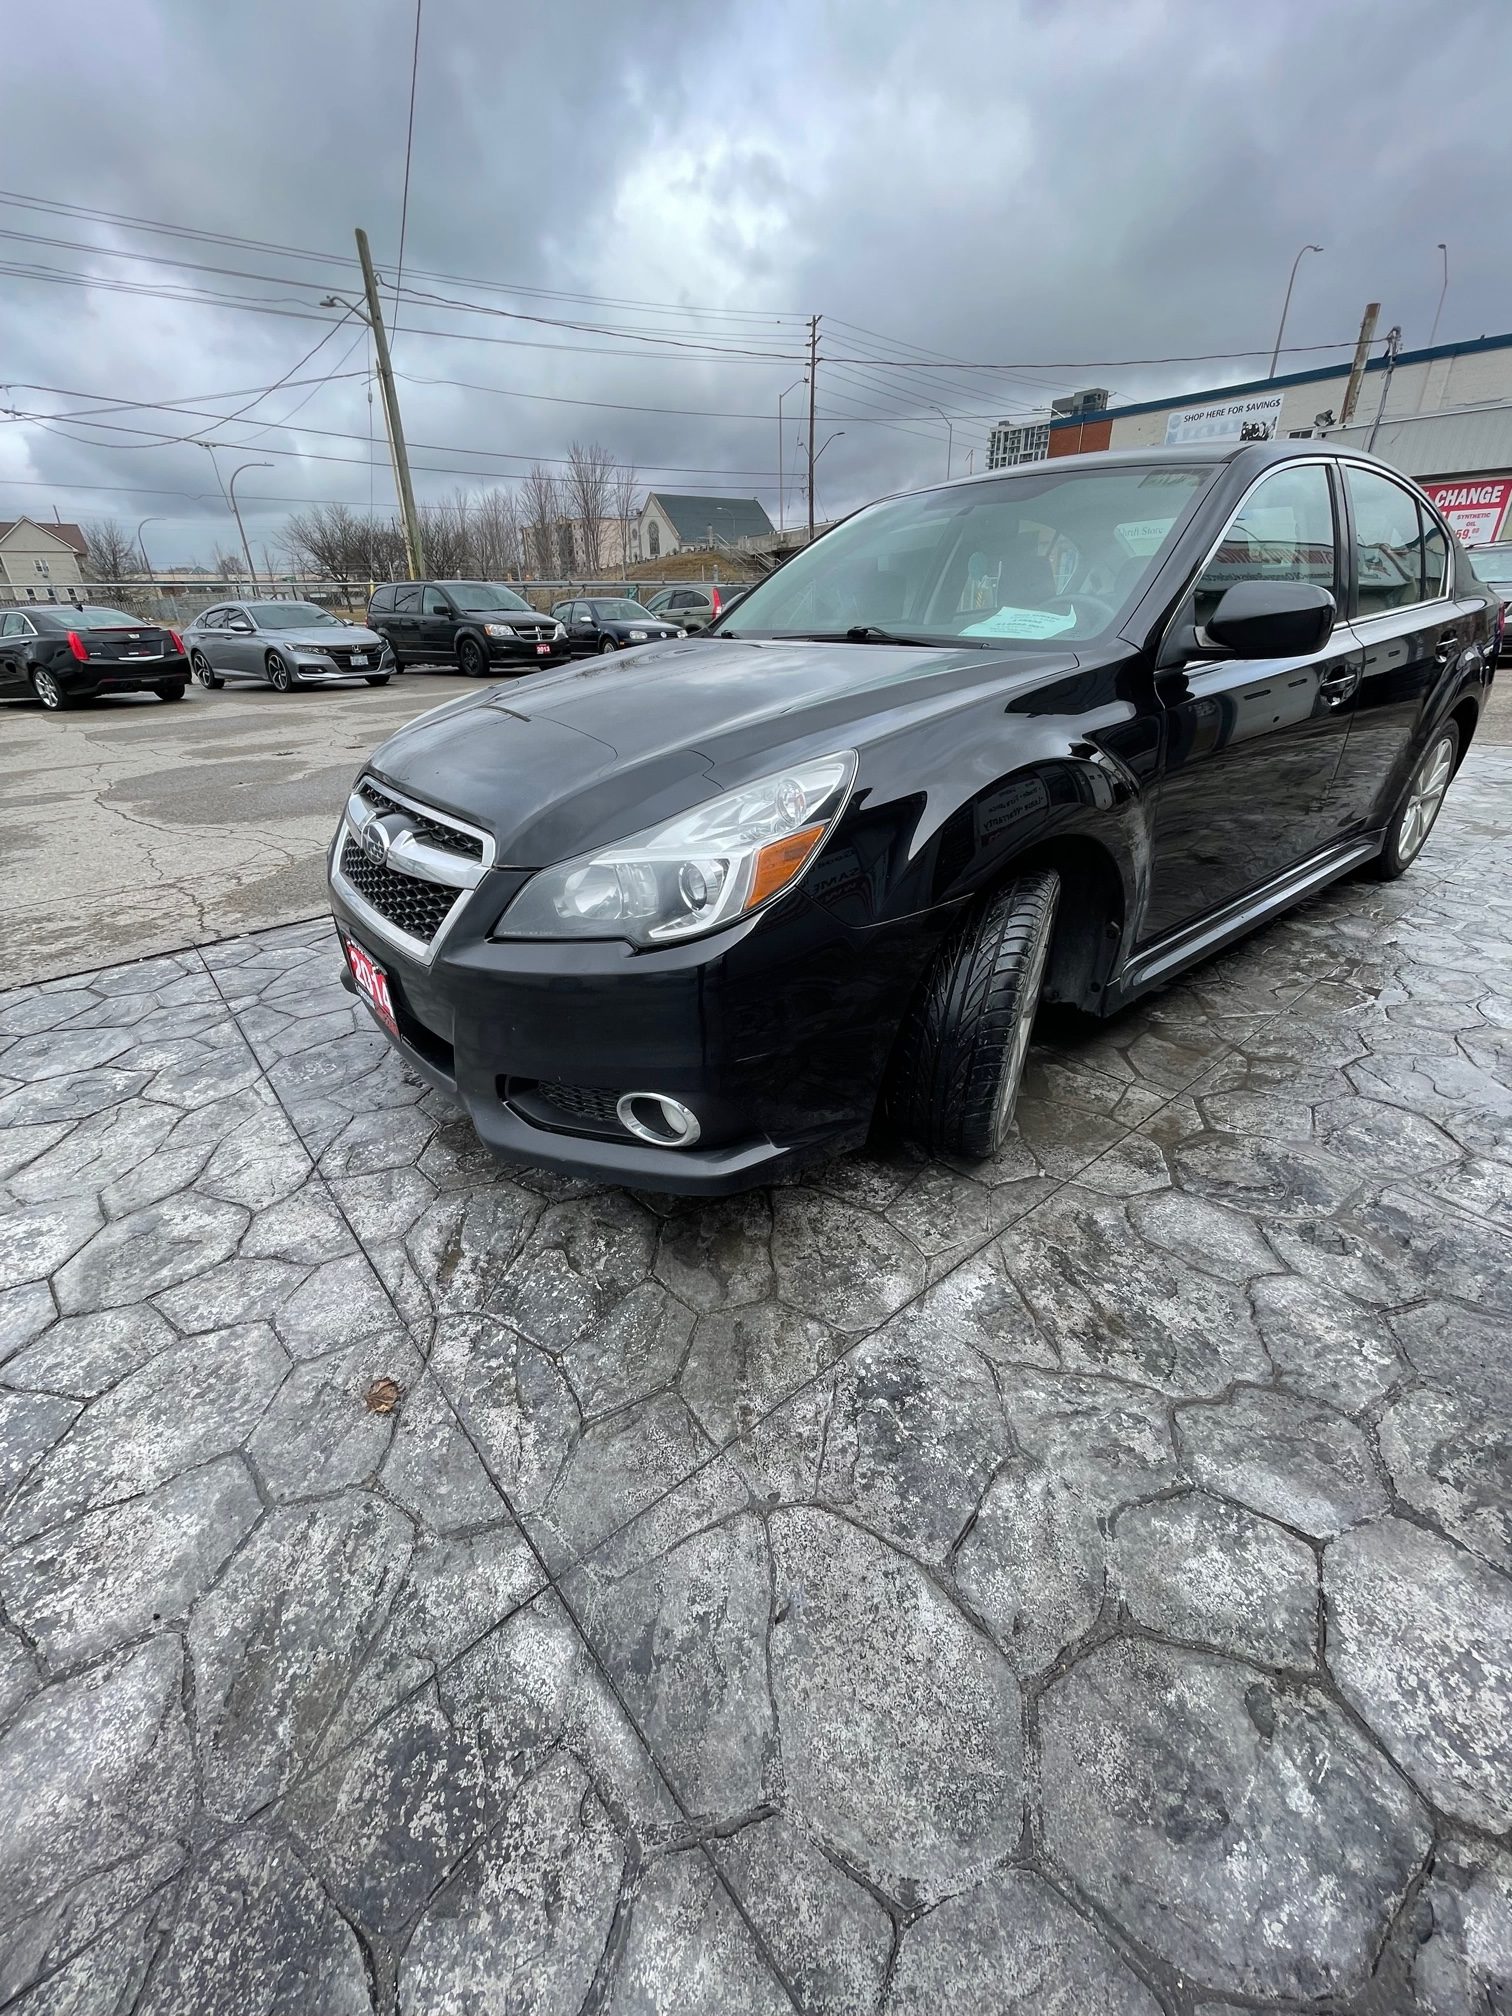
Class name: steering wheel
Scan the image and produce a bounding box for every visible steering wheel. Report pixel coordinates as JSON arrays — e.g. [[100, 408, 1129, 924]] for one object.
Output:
[[1047, 594, 1116, 629]]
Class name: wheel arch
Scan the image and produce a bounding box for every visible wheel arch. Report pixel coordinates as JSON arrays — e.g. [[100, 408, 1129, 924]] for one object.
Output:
[[1448, 692, 1480, 773], [985, 832, 1128, 1011]]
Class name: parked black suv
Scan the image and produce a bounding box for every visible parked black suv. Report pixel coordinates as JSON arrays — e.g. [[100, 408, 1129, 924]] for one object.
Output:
[[331, 442, 1495, 1194], [367, 581, 569, 676]]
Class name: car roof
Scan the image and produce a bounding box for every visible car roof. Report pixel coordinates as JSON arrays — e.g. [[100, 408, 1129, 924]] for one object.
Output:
[[917, 436, 1404, 493]]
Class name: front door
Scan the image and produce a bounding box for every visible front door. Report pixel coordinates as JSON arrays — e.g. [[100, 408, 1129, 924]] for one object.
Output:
[[419, 587, 456, 662], [1321, 464, 1473, 842], [1144, 459, 1362, 942], [570, 601, 597, 652]]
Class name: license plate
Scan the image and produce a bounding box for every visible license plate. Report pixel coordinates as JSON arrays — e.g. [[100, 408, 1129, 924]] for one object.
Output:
[[340, 931, 398, 1039], [536, 643, 551, 655], [351, 653, 368, 667]]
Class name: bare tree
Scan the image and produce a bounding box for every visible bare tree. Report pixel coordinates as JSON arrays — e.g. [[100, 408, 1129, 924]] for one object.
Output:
[[82, 518, 138, 587], [212, 547, 249, 585], [611, 461, 641, 572], [471, 485, 524, 579], [281, 502, 372, 589], [521, 463, 564, 578], [417, 490, 473, 578], [564, 440, 616, 577]]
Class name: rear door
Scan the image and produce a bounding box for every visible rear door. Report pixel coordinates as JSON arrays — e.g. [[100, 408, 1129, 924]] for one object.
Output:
[[418, 586, 457, 662], [1144, 459, 1363, 940], [0, 613, 38, 693], [386, 584, 423, 661], [1321, 465, 1476, 840]]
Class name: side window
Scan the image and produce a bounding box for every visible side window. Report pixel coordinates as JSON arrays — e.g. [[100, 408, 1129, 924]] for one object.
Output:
[[199, 608, 226, 631], [392, 585, 421, 613], [1347, 466, 1427, 618], [1420, 506, 1449, 600], [1194, 463, 1337, 630], [423, 588, 450, 616], [0, 613, 20, 637], [369, 587, 393, 614], [648, 520, 661, 558]]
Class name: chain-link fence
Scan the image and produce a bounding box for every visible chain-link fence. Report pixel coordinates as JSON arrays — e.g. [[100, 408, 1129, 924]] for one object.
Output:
[[0, 576, 754, 624]]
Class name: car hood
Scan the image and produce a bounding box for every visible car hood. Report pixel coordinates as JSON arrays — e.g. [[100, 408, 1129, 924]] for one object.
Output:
[[366, 634, 1077, 867], [296, 625, 385, 648]]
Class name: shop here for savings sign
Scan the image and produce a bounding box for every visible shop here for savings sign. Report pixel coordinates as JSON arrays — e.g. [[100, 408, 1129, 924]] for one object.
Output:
[[1421, 479, 1512, 547], [1164, 394, 1285, 446]]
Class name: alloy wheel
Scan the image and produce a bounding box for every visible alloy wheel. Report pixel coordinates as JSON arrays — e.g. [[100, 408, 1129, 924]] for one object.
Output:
[[33, 668, 64, 710], [191, 653, 218, 688], [1398, 733, 1455, 863], [459, 639, 487, 678], [600, 637, 617, 654], [267, 654, 292, 692]]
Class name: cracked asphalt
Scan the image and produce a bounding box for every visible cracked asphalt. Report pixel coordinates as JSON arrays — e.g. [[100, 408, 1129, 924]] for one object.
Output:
[[0, 672, 478, 985], [1, 732, 1511, 2009]]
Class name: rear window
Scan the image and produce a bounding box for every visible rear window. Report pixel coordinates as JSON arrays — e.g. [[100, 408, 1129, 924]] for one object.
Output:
[[392, 585, 421, 612], [70, 607, 143, 629], [370, 586, 394, 613]]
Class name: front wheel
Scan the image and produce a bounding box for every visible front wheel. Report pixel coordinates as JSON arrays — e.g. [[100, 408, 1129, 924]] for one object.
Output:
[[364, 675, 390, 687], [457, 636, 489, 679], [891, 870, 1061, 1159], [599, 636, 617, 655], [155, 680, 187, 702], [31, 666, 73, 711], [190, 652, 222, 689], [1372, 722, 1459, 879], [266, 652, 295, 693]]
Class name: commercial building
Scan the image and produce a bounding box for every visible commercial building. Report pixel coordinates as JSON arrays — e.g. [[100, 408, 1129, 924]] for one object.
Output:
[[1043, 333, 1512, 544], [988, 389, 1108, 470]]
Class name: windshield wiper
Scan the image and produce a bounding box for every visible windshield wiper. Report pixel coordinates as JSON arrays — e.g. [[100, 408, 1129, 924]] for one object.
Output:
[[780, 626, 969, 647]]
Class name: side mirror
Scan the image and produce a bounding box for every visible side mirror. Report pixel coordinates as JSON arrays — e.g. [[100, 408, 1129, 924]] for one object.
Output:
[[228, 618, 254, 634], [1207, 580, 1335, 658]]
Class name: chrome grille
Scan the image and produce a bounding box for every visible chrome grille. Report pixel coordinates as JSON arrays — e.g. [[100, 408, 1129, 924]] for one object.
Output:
[[338, 840, 458, 943], [357, 780, 485, 861]]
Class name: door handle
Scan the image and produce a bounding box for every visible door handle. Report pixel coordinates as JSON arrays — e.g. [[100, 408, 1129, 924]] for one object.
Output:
[[1435, 630, 1459, 666], [1319, 665, 1360, 705]]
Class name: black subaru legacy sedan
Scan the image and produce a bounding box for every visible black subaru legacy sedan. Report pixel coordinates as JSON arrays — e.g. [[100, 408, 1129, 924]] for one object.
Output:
[[329, 441, 1495, 1194]]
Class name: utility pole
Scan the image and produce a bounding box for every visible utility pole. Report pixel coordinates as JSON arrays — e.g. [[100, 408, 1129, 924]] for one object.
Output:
[[1339, 302, 1380, 427], [1366, 325, 1403, 453], [806, 315, 820, 543], [355, 227, 426, 579]]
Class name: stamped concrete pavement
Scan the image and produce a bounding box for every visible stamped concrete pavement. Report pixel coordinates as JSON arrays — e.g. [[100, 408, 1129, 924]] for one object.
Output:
[[1, 749, 1510, 2012]]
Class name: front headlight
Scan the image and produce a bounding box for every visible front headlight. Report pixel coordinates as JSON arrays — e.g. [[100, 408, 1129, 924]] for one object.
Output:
[[497, 751, 857, 946], [554, 621, 567, 638], [483, 622, 515, 639], [675, 627, 687, 638], [627, 629, 647, 641]]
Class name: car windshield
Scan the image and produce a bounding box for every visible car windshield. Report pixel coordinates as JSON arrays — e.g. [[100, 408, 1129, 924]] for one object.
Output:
[[719, 466, 1210, 647], [66, 606, 145, 629], [1469, 550, 1512, 584], [446, 582, 531, 612], [249, 602, 341, 630], [590, 600, 654, 620]]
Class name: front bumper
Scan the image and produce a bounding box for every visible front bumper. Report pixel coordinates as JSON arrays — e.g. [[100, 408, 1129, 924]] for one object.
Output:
[[486, 635, 570, 666], [291, 647, 392, 683], [327, 807, 941, 1194]]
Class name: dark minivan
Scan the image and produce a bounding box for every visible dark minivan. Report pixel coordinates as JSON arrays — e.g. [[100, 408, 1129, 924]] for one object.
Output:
[[367, 581, 569, 676], [330, 442, 1494, 1193]]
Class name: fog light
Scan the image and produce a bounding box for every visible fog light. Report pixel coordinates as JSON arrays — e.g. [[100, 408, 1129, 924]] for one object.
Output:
[[616, 1092, 702, 1148]]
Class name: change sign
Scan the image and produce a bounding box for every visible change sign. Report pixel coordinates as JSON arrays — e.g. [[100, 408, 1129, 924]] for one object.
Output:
[[1421, 478, 1512, 547]]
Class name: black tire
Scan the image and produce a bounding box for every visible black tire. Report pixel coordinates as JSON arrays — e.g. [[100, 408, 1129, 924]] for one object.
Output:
[[1371, 721, 1459, 880], [458, 636, 488, 679], [266, 652, 295, 693], [364, 675, 390, 687], [599, 636, 617, 655], [155, 680, 187, 702], [891, 870, 1060, 1159], [190, 652, 223, 690], [31, 665, 73, 711], [388, 651, 405, 672]]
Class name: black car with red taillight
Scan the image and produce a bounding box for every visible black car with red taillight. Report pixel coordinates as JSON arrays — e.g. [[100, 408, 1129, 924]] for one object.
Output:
[[0, 604, 190, 711]]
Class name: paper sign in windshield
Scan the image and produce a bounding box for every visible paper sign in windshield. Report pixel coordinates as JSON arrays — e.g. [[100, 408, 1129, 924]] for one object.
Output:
[[963, 605, 1077, 639]]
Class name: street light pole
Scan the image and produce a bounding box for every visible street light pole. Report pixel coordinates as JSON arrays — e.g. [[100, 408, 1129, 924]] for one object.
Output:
[[136, 517, 163, 585], [777, 378, 804, 535], [1267, 243, 1323, 378], [930, 405, 954, 478], [228, 463, 272, 590]]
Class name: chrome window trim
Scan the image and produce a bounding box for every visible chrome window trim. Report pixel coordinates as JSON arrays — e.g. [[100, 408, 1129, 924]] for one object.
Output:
[[330, 774, 496, 966]]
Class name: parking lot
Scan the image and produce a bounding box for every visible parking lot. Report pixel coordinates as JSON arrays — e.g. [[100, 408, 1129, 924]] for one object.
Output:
[[2, 675, 1510, 2009], [0, 671, 477, 986]]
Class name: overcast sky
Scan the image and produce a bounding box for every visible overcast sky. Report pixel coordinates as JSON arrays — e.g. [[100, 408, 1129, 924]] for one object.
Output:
[[2, 0, 1509, 568]]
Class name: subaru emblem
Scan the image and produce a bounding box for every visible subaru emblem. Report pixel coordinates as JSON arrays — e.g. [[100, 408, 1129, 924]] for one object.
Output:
[[362, 821, 390, 866]]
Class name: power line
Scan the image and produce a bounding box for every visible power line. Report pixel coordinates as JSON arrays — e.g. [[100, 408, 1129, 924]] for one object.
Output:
[[829, 340, 1371, 369], [393, 0, 422, 331]]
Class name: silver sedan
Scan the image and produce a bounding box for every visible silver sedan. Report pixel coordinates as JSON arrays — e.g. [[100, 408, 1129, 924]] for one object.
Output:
[[184, 599, 393, 693]]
